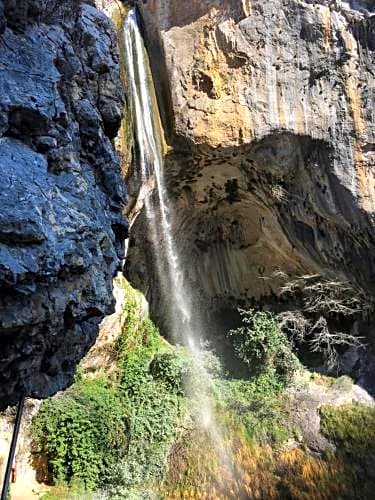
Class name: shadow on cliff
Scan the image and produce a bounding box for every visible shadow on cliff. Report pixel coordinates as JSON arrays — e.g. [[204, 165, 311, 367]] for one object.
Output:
[[138, 0, 249, 30], [126, 130, 375, 395]]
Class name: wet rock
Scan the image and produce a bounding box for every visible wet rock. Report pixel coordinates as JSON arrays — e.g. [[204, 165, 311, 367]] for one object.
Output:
[[0, 0, 127, 408]]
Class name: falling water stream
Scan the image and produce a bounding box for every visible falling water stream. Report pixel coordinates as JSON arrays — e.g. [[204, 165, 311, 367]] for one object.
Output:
[[122, 8, 231, 472]]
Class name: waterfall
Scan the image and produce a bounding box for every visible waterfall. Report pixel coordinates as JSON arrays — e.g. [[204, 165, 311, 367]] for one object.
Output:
[[123, 9, 192, 337], [123, 7, 203, 357], [122, 8, 230, 469]]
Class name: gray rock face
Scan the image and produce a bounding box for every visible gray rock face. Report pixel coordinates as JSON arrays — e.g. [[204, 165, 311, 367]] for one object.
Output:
[[0, 0, 127, 408], [126, 0, 374, 334]]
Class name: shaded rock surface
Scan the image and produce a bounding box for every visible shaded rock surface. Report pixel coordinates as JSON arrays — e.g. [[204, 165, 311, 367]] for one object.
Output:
[[0, 0, 127, 409], [127, 0, 375, 338], [289, 372, 374, 453]]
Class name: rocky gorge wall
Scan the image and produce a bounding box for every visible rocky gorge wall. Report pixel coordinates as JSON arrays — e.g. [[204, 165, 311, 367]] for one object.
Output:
[[0, 0, 127, 409], [127, 0, 375, 335], [0, 0, 374, 408]]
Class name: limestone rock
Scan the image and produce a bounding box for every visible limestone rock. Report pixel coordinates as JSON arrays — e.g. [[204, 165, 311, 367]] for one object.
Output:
[[128, 0, 375, 333], [0, 0, 127, 408], [289, 372, 374, 453]]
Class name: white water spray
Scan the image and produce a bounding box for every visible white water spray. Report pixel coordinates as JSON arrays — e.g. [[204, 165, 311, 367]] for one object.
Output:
[[123, 9, 230, 467]]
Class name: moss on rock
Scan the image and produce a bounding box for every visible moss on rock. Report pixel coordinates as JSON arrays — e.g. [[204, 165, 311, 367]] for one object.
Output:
[[320, 402, 375, 458]]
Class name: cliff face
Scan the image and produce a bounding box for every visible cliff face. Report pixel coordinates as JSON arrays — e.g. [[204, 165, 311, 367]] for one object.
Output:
[[0, 0, 127, 408], [127, 0, 374, 325]]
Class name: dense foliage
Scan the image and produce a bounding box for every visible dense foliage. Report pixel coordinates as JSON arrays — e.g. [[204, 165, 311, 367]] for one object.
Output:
[[214, 377, 291, 444], [109, 315, 188, 496], [32, 280, 190, 498], [228, 309, 300, 384], [31, 378, 127, 490], [320, 403, 375, 458], [32, 289, 375, 499]]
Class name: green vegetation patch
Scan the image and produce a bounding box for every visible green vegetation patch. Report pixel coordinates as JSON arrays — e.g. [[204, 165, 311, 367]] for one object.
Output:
[[214, 376, 292, 445], [32, 281, 191, 498], [320, 402, 375, 458], [35, 294, 375, 499], [111, 323, 189, 495], [32, 378, 127, 491], [228, 309, 300, 385]]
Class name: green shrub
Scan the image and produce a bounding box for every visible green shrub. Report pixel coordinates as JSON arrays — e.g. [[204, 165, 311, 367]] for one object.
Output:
[[113, 342, 184, 492], [32, 279, 186, 498], [104, 289, 189, 496], [228, 309, 299, 384], [150, 348, 191, 394], [31, 378, 127, 491], [214, 315, 297, 447]]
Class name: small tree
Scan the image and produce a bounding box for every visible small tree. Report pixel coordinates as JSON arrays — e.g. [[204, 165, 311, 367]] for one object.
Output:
[[278, 311, 365, 371], [228, 310, 299, 385], [273, 273, 368, 372], [270, 271, 373, 318]]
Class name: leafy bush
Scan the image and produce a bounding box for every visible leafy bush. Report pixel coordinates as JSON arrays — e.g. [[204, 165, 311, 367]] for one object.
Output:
[[31, 378, 127, 491], [150, 348, 191, 394], [111, 341, 185, 494], [102, 284, 189, 496], [228, 309, 299, 384], [32, 281, 189, 498]]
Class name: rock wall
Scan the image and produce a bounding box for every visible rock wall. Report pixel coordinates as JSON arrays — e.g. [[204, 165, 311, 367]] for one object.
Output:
[[0, 0, 127, 408], [127, 0, 375, 328]]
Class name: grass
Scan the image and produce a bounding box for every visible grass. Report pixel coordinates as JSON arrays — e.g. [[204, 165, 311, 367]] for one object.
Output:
[[320, 402, 375, 458]]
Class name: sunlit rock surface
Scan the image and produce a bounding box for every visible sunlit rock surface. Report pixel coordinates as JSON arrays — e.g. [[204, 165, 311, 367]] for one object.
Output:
[[0, 0, 127, 408], [127, 0, 374, 325]]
